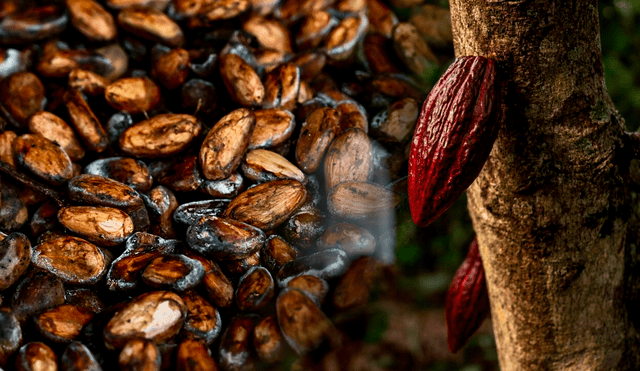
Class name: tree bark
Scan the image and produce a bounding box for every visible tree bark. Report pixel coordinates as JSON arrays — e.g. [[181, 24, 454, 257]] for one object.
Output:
[[451, 0, 640, 369]]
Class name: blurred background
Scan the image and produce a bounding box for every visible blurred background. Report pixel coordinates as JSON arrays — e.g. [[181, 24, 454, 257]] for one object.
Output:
[[379, 1, 640, 370]]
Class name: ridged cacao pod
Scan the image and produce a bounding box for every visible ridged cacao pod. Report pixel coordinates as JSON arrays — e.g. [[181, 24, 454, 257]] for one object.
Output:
[[445, 237, 490, 353], [408, 56, 499, 227]]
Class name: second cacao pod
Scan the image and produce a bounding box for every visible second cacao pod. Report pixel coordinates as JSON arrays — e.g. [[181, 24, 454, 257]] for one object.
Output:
[[408, 55, 499, 227], [445, 237, 490, 353]]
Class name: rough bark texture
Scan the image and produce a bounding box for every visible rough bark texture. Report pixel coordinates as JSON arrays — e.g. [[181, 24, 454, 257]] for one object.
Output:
[[451, 0, 640, 370]]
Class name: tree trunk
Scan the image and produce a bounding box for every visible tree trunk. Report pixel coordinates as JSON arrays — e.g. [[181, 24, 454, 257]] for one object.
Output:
[[451, 0, 640, 369]]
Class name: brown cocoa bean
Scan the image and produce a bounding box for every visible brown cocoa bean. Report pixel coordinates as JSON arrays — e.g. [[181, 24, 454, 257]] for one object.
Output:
[[15, 342, 58, 371], [295, 107, 340, 174], [182, 290, 222, 345], [34, 304, 96, 343], [118, 338, 161, 371], [151, 48, 190, 90], [248, 109, 296, 150], [220, 249, 261, 277], [282, 208, 325, 250], [225, 179, 307, 230], [276, 248, 349, 287], [30, 201, 60, 240], [276, 288, 339, 355], [409, 4, 453, 49], [219, 53, 264, 107], [324, 14, 367, 62], [13, 133, 74, 186], [262, 63, 300, 111], [242, 149, 306, 184], [10, 271, 65, 323], [103, 291, 187, 350], [370, 97, 419, 143], [0, 307, 22, 367], [253, 315, 284, 364], [327, 181, 397, 221], [84, 157, 153, 193], [0, 233, 31, 291], [243, 15, 292, 53], [141, 254, 205, 292], [392, 22, 439, 77], [0, 72, 46, 128], [173, 199, 230, 225], [66, 0, 117, 42], [0, 6, 68, 44], [236, 266, 274, 311], [68, 69, 110, 96], [217, 315, 257, 371], [61, 341, 102, 371], [0, 130, 17, 167], [58, 206, 135, 246], [105, 77, 162, 115], [29, 111, 85, 161], [65, 287, 105, 314], [32, 235, 109, 285], [187, 215, 266, 260], [143, 185, 178, 239], [316, 222, 376, 259], [366, 0, 398, 38], [323, 128, 373, 191], [296, 11, 337, 50], [261, 235, 298, 272], [177, 339, 220, 371], [68, 174, 144, 213], [64, 89, 109, 153], [286, 275, 329, 305], [155, 155, 204, 192], [199, 108, 255, 180], [117, 7, 185, 47], [332, 256, 381, 311]]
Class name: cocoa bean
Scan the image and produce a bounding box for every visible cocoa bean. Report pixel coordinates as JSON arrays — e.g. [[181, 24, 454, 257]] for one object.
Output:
[[58, 206, 134, 246], [103, 291, 187, 350], [296, 11, 337, 50], [32, 235, 109, 285], [34, 304, 96, 343], [173, 199, 230, 225], [276, 248, 349, 287], [68, 69, 110, 96], [392, 22, 439, 77], [0, 72, 46, 128], [61, 341, 103, 371], [151, 48, 190, 90], [242, 149, 306, 184], [28, 111, 85, 161], [199, 108, 255, 180], [371, 97, 419, 143], [283, 208, 325, 250], [181, 290, 222, 345], [220, 249, 262, 277], [324, 13, 367, 62], [187, 215, 265, 260], [0, 232, 31, 291], [65, 287, 105, 314], [323, 128, 373, 191], [0, 307, 22, 366], [262, 63, 300, 111], [286, 275, 329, 305], [317, 222, 376, 259], [64, 89, 108, 153], [361, 33, 403, 74], [118, 338, 161, 371], [66, 0, 118, 42], [199, 172, 245, 199], [248, 109, 296, 150], [117, 7, 185, 47], [10, 271, 65, 323], [327, 181, 397, 221], [15, 342, 58, 371], [68, 174, 144, 213], [181, 78, 217, 115], [30, 201, 60, 240], [143, 186, 178, 239], [217, 315, 257, 371], [261, 235, 298, 272], [141, 254, 205, 292], [243, 15, 292, 53], [408, 4, 453, 49], [253, 315, 284, 363], [105, 77, 162, 115], [13, 134, 74, 186], [224, 179, 307, 230], [295, 107, 340, 174], [0, 130, 17, 167], [84, 157, 153, 193], [236, 266, 274, 311], [276, 288, 339, 355], [177, 339, 219, 371], [0, 6, 68, 44], [218, 53, 264, 107], [332, 256, 381, 311]]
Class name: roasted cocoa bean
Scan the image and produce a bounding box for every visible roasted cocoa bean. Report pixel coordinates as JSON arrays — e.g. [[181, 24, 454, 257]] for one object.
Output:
[[236, 266, 274, 311], [141, 254, 205, 292], [187, 215, 266, 260], [286, 275, 329, 305], [84, 157, 153, 193], [58, 206, 135, 246], [118, 338, 161, 371], [0, 307, 21, 366], [143, 185, 178, 239], [261, 235, 298, 272], [182, 290, 222, 345], [68, 69, 110, 96], [332, 256, 381, 311], [323, 128, 373, 191], [177, 339, 219, 371], [295, 107, 340, 174], [105, 77, 162, 115], [15, 342, 58, 371], [29, 111, 85, 161], [32, 235, 109, 285], [0, 232, 31, 291], [0, 72, 46, 128], [103, 291, 187, 350], [317, 222, 376, 259], [61, 341, 103, 371], [10, 271, 65, 323], [218, 315, 257, 371], [242, 149, 306, 184], [67, 0, 118, 42], [200, 172, 245, 199], [13, 133, 74, 186], [276, 248, 349, 287], [117, 7, 185, 47], [64, 89, 109, 153], [253, 315, 285, 363], [219, 53, 264, 107], [34, 304, 96, 343]]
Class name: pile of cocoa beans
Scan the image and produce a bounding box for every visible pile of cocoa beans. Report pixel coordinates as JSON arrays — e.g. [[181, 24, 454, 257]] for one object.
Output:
[[0, 0, 453, 369]]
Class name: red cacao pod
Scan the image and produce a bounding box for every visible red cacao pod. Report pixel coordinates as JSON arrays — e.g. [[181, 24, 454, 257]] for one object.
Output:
[[408, 56, 499, 227], [445, 237, 490, 353]]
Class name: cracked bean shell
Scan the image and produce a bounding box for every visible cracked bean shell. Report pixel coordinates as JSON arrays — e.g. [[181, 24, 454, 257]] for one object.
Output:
[[120, 113, 201, 158]]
